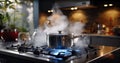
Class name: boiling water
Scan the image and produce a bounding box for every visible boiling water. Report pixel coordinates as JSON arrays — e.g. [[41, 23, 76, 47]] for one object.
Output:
[[33, 5, 89, 50]]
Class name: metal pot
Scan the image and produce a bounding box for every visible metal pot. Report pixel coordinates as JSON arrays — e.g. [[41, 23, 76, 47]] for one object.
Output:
[[48, 31, 72, 49]]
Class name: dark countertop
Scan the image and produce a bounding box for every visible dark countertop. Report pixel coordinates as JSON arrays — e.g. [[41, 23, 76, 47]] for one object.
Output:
[[87, 47, 120, 63]]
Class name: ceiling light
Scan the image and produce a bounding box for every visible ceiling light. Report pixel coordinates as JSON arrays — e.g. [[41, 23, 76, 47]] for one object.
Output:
[[51, 10, 53, 12], [48, 10, 51, 13], [104, 4, 108, 7], [109, 4, 113, 6], [48, 10, 53, 13], [70, 7, 78, 10], [71, 7, 74, 10], [74, 7, 78, 10]]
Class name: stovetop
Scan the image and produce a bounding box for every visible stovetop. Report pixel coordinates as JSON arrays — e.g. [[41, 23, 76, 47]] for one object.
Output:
[[0, 42, 106, 63], [5, 43, 84, 62], [0, 41, 118, 63]]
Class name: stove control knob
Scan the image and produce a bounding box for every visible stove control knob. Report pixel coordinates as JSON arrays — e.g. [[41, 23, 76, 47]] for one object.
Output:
[[33, 49, 40, 55], [18, 46, 27, 52]]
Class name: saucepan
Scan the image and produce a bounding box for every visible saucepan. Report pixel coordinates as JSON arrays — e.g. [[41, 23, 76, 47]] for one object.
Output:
[[47, 31, 72, 49]]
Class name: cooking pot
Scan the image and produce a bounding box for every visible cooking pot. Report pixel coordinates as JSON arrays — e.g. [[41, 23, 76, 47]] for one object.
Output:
[[48, 31, 72, 49]]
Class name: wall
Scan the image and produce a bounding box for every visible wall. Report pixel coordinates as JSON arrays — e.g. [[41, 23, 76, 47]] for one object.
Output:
[[38, 2, 120, 34]]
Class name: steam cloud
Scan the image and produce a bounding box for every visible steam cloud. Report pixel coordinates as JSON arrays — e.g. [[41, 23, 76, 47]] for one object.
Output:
[[33, 5, 89, 49]]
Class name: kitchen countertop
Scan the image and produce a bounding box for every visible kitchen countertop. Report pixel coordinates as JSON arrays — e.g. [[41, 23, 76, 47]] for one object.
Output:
[[83, 34, 120, 38], [0, 42, 118, 63], [87, 47, 120, 63]]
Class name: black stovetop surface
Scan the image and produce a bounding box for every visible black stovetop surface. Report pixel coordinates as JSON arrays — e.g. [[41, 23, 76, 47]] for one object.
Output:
[[87, 47, 120, 63]]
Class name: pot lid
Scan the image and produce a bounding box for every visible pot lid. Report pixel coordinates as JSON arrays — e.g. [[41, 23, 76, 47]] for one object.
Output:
[[49, 31, 68, 35]]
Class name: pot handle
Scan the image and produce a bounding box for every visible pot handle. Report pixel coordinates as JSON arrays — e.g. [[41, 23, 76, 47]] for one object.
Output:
[[58, 31, 62, 34]]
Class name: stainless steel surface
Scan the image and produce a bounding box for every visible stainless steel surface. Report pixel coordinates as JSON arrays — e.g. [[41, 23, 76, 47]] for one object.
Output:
[[0, 35, 119, 63], [48, 33, 72, 48], [0, 41, 118, 63], [67, 46, 117, 63], [56, 0, 90, 8]]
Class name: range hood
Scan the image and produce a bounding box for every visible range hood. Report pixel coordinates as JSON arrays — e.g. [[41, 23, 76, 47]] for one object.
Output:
[[55, 0, 91, 8], [39, 0, 96, 12]]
